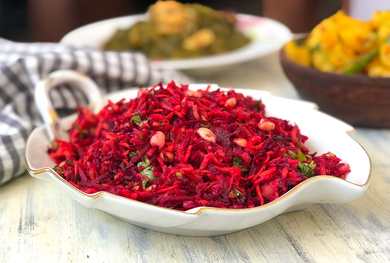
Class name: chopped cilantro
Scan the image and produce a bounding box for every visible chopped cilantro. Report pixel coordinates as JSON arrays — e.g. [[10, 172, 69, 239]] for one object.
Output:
[[142, 179, 150, 189], [131, 114, 142, 125], [137, 157, 155, 183], [128, 151, 137, 158], [296, 151, 306, 161], [288, 150, 316, 177], [298, 161, 316, 177], [232, 157, 242, 167], [232, 157, 248, 173], [288, 150, 306, 161], [142, 167, 154, 180]]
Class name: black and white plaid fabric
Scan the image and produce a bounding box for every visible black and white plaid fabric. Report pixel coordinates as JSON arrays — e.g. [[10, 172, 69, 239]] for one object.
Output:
[[0, 38, 189, 185]]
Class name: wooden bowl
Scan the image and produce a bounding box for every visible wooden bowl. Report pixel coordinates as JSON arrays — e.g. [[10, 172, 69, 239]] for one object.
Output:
[[280, 49, 390, 128]]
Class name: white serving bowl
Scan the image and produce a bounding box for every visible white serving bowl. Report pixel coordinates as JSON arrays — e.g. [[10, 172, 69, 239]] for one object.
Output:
[[61, 14, 292, 73], [26, 71, 371, 236]]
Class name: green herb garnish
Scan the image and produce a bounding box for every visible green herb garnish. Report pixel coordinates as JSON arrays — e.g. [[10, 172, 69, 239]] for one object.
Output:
[[287, 150, 306, 161], [288, 150, 316, 177], [232, 157, 248, 173], [128, 151, 137, 158], [142, 179, 150, 189], [131, 114, 142, 126], [296, 151, 306, 162], [137, 157, 155, 186], [232, 157, 242, 167], [142, 167, 154, 180], [298, 161, 316, 177]]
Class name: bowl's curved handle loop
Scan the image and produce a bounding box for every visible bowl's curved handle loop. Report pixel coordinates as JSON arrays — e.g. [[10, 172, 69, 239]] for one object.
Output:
[[34, 70, 103, 141]]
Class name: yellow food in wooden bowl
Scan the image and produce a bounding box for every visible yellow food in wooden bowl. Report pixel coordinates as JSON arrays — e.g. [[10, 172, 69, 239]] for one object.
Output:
[[284, 11, 390, 77]]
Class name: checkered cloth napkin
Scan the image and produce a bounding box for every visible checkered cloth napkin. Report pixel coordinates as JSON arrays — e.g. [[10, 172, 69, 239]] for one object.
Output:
[[0, 38, 189, 185]]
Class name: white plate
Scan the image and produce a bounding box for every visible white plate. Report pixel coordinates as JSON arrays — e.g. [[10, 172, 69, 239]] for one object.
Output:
[[61, 14, 292, 71], [26, 70, 371, 236]]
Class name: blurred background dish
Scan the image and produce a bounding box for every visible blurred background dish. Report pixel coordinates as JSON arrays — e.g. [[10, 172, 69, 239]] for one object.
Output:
[[283, 11, 390, 77], [62, 13, 292, 72], [4, 0, 342, 74], [103, 2, 252, 59], [279, 10, 390, 128], [280, 43, 390, 128], [4, 0, 342, 42]]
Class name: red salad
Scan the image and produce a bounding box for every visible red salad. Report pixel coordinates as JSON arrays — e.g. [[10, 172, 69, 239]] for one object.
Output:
[[48, 82, 350, 210]]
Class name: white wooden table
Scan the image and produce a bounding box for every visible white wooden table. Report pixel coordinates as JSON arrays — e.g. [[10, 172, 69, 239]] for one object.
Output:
[[1, 54, 390, 263]]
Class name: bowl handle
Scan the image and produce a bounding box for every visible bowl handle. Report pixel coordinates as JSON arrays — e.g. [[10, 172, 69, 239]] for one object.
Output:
[[34, 70, 103, 141]]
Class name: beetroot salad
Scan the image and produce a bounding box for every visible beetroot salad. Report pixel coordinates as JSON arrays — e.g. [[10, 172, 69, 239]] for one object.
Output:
[[48, 82, 350, 210]]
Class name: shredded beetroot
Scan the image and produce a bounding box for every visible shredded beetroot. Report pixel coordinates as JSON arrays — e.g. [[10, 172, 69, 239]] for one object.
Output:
[[48, 82, 350, 210]]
